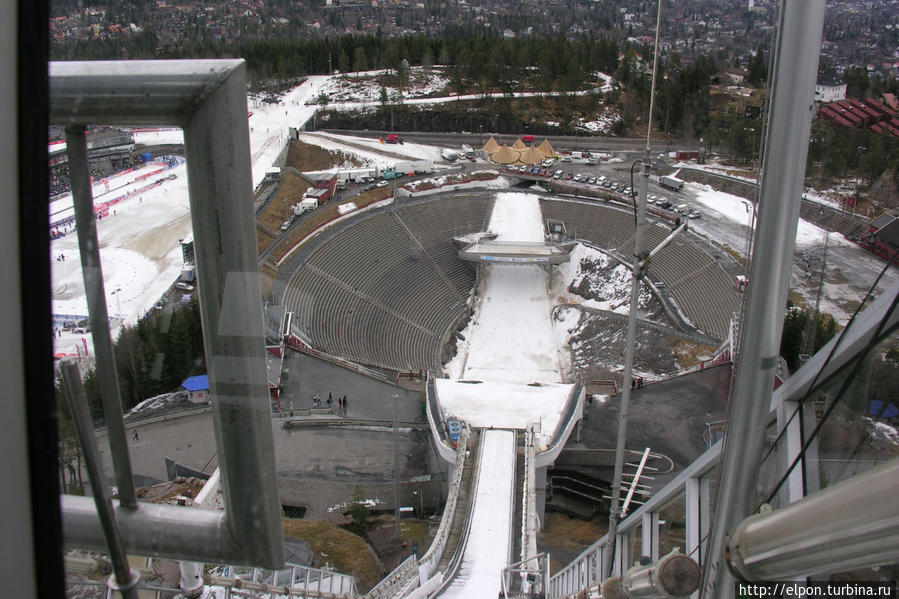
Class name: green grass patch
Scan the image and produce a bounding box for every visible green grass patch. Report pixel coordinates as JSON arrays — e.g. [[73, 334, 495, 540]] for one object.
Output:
[[281, 518, 384, 592]]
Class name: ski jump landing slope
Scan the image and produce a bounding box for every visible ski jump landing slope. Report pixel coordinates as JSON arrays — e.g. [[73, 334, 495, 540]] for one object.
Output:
[[460, 192, 564, 384], [440, 429, 516, 599]]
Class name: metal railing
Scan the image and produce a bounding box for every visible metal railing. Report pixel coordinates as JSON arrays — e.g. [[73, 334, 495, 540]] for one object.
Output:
[[52, 60, 284, 569], [536, 383, 585, 468], [548, 277, 899, 598]]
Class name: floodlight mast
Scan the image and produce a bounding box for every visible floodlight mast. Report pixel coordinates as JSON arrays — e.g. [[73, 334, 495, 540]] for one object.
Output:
[[604, 0, 664, 579]]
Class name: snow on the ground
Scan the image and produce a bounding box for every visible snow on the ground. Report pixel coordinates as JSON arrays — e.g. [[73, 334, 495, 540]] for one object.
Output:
[[461, 264, 563, 383], [246, 75, 330, 186], [441, 429, 515, 599], [315, 67, 451, 104], [489, 192, 545, 242], [436, 379, 572, 448], [49, 73, 453, 360], [51, 162, 193, 357], [300, 131, 447, 165], [132, 129, 185, 146], [689, 185, 856, 250], [456, 194, 564, 384], [552, 243, 652, 315]]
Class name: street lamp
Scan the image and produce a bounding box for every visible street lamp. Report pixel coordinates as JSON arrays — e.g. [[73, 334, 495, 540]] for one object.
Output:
[[110, 287, 122, 317], [392, 393, 400, 531]]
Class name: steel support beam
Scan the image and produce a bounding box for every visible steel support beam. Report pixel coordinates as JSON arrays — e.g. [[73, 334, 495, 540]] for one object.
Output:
[[51, 59, 284, 569], [700, 3, 826, 597]]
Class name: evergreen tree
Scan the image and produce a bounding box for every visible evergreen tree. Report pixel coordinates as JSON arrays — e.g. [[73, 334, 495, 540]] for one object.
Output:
[[353, 46, 368, 73], [747, 48, 767, 87]]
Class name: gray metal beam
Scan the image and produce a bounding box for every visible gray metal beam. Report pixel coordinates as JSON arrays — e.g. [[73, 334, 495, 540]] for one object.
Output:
[[50, 59, 284, 569], [727, 457, 899, 580], [700, 3, 826, 597], [66, 125, 138, 510]]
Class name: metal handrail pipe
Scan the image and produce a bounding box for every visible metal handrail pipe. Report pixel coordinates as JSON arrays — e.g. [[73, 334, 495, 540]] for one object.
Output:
[[60, 495, 243, 565], [726, 457, 899, 581], [50, 60, 242, 127], [601, 550, 700, 599], [66, 126, 138, 510], [59, 360, 139, 598]]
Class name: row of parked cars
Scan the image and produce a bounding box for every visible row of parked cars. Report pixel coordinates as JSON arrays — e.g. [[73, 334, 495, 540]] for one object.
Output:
[[647, 194, 702, 219], [507, 165, 702, 219]]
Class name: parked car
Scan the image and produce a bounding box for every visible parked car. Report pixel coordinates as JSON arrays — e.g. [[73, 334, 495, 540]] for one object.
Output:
[[376, 180, 389, 188], [565, 173, 574, 180], [573, 174, 582, 182], [175, 282, 194, 292], [688, 210, 702, 219]]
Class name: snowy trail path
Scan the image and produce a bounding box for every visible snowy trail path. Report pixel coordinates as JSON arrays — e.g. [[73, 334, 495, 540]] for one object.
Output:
[[440, 429, 516, 599]]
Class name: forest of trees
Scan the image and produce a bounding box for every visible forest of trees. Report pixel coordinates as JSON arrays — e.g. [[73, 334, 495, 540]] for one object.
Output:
[[57, 299, 206, 424], [780, 300, 838, 374]]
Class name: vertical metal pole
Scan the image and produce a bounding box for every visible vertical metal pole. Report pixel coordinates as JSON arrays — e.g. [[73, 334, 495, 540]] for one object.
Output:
[[605, 0, 663, 580], [181, 62, 283, 566], [59, 360, 140, 599], [393, 392, 400, 531], [700, 3, 825, 598], [66, 125, 137, 510]]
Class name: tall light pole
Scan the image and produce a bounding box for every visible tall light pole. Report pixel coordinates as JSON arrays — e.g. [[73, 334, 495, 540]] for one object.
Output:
[[111, 287, 122, 317], [392, 393, 400, 531]]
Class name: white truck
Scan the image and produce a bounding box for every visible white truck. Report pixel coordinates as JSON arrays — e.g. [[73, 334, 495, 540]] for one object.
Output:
[[395, 160, 434, 175], [293, 197, 318, 216], [343, 168, 378, 183], [660, 175, 685, 191], [441, 149, 459, 161]]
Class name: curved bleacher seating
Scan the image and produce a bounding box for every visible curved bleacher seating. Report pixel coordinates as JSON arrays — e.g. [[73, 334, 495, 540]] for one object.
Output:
[[539, 198, 741, 341], [280, 194, 495, 372]]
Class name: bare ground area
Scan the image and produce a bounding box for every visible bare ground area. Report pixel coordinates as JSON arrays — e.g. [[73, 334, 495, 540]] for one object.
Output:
[[257, 227, 275, 258], [259, 171, 312, 231], [538, 512, 608, 575], [568, 313, 680, 384], [285, 139, 362, 172], [281, 518, 384, 592], [120, 212, 191, 260]]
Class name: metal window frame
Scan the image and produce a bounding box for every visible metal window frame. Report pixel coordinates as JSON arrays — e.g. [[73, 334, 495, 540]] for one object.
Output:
[[51, 59, 284, 568]]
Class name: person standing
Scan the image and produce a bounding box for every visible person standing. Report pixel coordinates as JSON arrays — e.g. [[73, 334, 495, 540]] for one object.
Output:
[[342, 395, 348, 416]]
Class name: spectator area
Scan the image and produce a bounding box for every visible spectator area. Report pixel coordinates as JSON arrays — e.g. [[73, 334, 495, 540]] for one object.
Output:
[[280, 194, 495, 372], [539, 198, 741, 341]]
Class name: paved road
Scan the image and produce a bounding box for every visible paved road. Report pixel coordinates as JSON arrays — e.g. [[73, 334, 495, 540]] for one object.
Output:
[[319, 129, 698, 154]]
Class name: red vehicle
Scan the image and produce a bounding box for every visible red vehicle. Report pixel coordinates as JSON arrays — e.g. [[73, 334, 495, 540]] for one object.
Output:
[[522, 134, 535, 143], [385, 134, 404, 144]]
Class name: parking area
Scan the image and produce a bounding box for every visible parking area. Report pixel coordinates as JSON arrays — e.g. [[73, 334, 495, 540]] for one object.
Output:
[[505, 158, 704, 221]]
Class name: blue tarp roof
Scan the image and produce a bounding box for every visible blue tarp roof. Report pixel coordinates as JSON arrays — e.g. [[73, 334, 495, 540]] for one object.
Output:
[[869, 400, 899, 419], [182, 375, 209, 392]]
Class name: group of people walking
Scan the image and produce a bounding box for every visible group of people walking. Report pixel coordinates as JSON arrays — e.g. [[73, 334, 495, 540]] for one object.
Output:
[[285, 392, 349, 418]]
